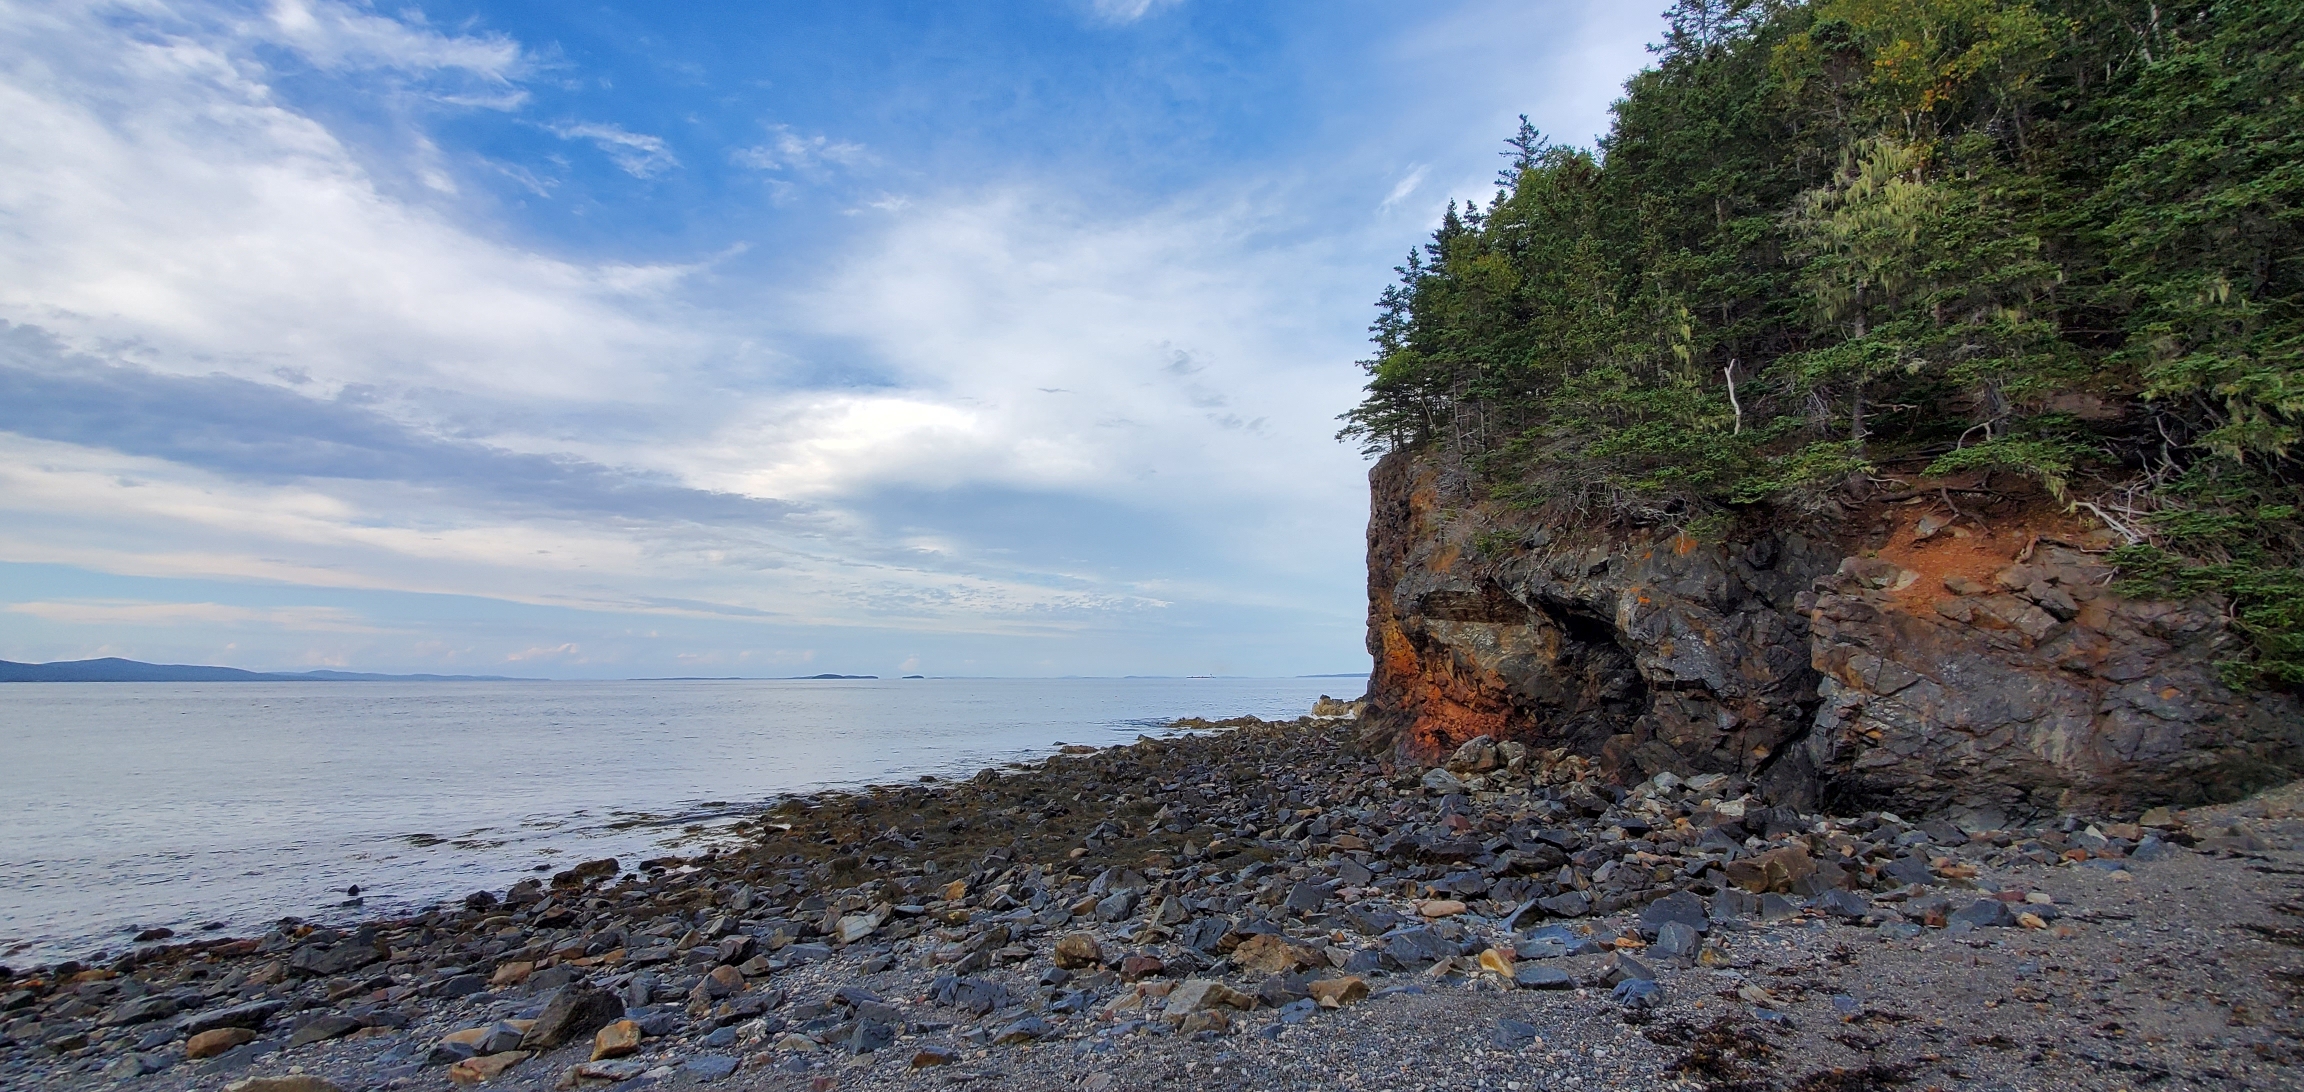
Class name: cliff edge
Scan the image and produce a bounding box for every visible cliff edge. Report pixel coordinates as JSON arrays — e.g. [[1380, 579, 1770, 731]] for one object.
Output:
[[1361, 448, 2302, 822]]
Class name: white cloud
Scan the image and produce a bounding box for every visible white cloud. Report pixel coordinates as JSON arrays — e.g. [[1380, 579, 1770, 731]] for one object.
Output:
[[7, 599, 380, 632], [1380, 164, 1429, 211], [0, 1, 707, 406], [730, 125, 868, 173], [550, 121, 680, 178], [1089, 0, 1183, 24], [259, 0, 525, 84]]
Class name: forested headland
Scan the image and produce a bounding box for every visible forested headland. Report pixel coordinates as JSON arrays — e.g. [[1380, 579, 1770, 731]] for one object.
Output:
[[1342, 0, 2302, 690]]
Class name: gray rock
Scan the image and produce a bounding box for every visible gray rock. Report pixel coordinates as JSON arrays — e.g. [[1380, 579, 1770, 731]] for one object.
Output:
[[1818, 889, 1871, 919], [1094, 891, 1137, 923], [1513, 966, 1572, 990], [1537, 891, 1590, 918], [1284, 883, 1328, 915], [1758, 893, 1803, 921], [286, 1014, 360, 1047], [521, 986, 624, 1050], [1611, 978, 1665, 1010], [846, 1019, 894, 1055], [178, 1000, 284, 1036], [101, 996, 179, 1026], [476, 1021, 526, 1054], [1950, 898, 2014, 928], [1421, 769, 1467, 794], [436, 974, 488, 999], [993, 1016, 1050, 1044], [1651, 921, 1700, 961], [1382, 928, 1458, 969], [1638, 891, 1709, 936], [683, 1054, 739, 1081], [2131, 836, 2175, 861]]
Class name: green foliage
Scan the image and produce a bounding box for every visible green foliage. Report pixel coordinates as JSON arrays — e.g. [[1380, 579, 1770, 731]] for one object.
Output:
[[1343, 0, 2304, 690]]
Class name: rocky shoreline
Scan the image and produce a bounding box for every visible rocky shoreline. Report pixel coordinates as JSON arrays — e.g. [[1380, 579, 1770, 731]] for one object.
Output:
[[4, 711, 2301, 1091]]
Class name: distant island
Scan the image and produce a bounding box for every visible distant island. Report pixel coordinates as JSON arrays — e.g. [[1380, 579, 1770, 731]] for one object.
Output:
[[629, 674, 881, 681], [0, 657, 525, 683]]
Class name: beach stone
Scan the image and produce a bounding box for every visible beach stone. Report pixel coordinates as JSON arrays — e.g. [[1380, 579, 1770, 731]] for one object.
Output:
[[186, 1027, 257, 1059], [101, 995, 179, 1026], [226, 1078, 345, 1092], [994, 1015, 1050, 1044], [448, 1052, 531, 1084], [1651, 921, 1700, 961], [438, 974, 490, 999], [1422, 768, 1467, 793], [911, 1046, 961, 1068], [1383, 927, 1458, 969], [181, 1000, 284, 1035], [1951, 898, 2014, 928], [1164, 979, 1253, 1017], [591, 1020, 642, 1061], [477, 1021, 527, 1054], [1612, 979, 1665, 1010], [569, 1060, 647, 1084], [522, 987, 624, 1050], [1537, 891, 1590, 917], [1819, 889, 1871, 919], [1285, 883, 1329, 915], [1232, 933, 1319, 975], [1053, 933, 1103, 969], [1307, 976, 1368, 1008], [1094, 891, 1137, 922], [847, 1019, 895, 1055], [1514, 965, 1572, 990], [1638, 891, 1710, 936], [288, 1013, 361, 1047], [1494, 1018, 1541, 1049], [683, 1054, 739, 1081]]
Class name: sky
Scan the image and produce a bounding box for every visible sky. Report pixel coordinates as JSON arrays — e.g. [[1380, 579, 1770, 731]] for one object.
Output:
[[0, 0, 1661, 679]]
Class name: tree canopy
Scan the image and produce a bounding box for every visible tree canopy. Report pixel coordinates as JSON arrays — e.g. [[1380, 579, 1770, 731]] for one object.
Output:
[[1343, 0, 2303, 689]]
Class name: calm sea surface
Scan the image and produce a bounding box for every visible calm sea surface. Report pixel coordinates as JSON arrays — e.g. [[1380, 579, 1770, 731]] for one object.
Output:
[[0, 677, 1357, 965]]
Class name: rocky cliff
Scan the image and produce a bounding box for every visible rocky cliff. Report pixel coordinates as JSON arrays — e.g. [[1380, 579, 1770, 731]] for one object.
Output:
[[1360, 449, 2303, 821]]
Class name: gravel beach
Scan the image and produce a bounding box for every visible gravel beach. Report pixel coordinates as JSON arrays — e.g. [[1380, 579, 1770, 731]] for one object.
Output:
[[5, 712, 2300, 1092]]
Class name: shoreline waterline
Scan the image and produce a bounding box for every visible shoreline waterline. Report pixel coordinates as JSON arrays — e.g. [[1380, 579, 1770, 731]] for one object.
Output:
[[0, 677, 1361, 967]]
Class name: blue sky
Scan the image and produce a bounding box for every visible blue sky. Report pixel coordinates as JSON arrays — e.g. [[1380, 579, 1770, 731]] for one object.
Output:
[[0, 0, 1659, 678]]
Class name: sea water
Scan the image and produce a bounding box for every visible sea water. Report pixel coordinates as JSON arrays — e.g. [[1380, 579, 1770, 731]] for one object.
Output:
[[0, 676, 1357, 965]]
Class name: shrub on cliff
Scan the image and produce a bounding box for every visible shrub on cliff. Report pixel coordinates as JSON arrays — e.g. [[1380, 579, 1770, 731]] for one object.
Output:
[[1342, 0, 2303, 690]]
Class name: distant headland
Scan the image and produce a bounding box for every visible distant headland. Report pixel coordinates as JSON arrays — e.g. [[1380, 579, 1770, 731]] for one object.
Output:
[[0, 658, 526, 683]]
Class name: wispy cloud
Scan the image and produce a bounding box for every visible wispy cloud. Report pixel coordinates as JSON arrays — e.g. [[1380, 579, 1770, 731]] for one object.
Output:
[[259, 0, 526, 83], [1380, 164, 1429, 211], [1089, 0, 1184, 24], [7, 599, 380, 633], [549, 121, 679, 178], [730, 125, 869, 174]]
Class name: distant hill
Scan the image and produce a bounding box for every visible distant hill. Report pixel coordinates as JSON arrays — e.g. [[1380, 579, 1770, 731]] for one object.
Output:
[[0, 658, 524, 683]]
